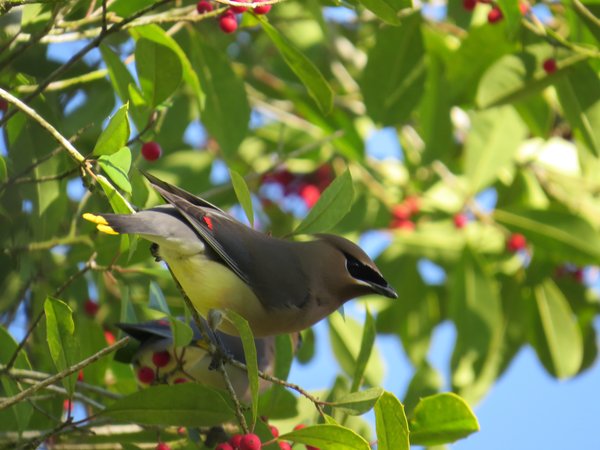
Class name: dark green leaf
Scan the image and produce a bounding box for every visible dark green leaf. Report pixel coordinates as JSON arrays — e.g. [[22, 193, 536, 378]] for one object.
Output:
[[361, 12, 426, 125], [93, 104, 130, 156], [103, 384, 234, 426], [359, 0, 404, 25], [351, 308, 376, 392], [0, 156, 6, 182], [230, 170, 254, 227], [463, 106, 527, 193], [99, 46, 136, 106], [375, 391, 410, 450], [44, 297, 80, 395], [497, 0, 523, 37], [331, 387, 384, 415], [409, 393, 479, 446], [274, 334, 295, 380], [530, 280, 583, 378], [98, 147, 132, 194], [223, 309, 259, 427], [258, 16, 333, 114], [494, 208, 600, 264], [135, 38, 182, 108], [189, 31, 250, 161], [280, 424, 371, 450], [294, 169, 354, 235]]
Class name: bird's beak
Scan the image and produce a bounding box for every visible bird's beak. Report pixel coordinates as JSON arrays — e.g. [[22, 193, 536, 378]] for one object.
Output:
[[371, 282, 398, 299]]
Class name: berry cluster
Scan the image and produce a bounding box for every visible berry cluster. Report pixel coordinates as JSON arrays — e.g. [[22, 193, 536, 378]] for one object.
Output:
[[389, 196, 420, 231], [196, 0, 273, 35], [213, 423, 320, 450], [261, 165, 333, 209], [462, 0, 529, 24], [135, 347, 193, 386]]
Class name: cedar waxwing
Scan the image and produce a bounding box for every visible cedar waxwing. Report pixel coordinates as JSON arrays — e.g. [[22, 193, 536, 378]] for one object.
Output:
[[84, 172, 397, 337], [116, 318, 287, 400]]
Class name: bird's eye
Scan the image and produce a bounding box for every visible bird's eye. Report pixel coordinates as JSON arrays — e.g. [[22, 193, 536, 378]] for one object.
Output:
[[345, 254, 387, 287]]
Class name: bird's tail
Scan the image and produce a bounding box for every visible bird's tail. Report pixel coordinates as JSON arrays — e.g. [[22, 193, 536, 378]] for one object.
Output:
[[83, 212, 160, 236]]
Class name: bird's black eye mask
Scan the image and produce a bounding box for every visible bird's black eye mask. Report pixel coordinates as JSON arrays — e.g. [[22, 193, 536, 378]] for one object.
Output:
[[344, 253, 387, 288]]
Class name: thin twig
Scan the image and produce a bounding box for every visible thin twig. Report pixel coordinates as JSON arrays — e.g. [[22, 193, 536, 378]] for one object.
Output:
[[0, 337, 129, 411]]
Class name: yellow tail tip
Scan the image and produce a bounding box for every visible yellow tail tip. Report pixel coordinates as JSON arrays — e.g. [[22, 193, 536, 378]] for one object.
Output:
[[97, 224, 119, 235], [82, 213, 108, 225]]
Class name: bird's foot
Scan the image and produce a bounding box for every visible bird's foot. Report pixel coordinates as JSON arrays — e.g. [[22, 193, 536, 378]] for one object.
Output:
[[150, 243, 162, 262]]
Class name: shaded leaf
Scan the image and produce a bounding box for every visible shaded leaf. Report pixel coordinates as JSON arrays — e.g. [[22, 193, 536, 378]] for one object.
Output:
[[294, 169, 354, 235], [148, 281, 170, 315], [331, 387, 384, 415], [258, 16, 333, 114], [351, 308, 376, 392], [44, 297, 80, 395], [98, 147, 132, 194], [410, 393, 479, 446], [103, 384, 234, 426], [375, 391, 410, 450], [359, 0, 403, 25], [169, 317, 193, 348], [135, 38, 182, 108]]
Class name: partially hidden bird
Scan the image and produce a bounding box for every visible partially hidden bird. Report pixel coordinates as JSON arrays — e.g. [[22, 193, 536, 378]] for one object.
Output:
[[83, 171, 397, 337], [115, 318, 290, 401]]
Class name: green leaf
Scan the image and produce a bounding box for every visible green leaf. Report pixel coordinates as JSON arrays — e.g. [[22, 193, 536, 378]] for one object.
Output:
[[132, 25, 204, 112], [223, 309, 259, 428], [351, 308, 376, 392], [257, 16, 333, 114], [328, 313, 384, 387], [409, 393, 479, 446], [361, 11, 426, 125], [189, 31, 250, 161], [449, 249, 503, 404], [103, 384, 234, 426], [135, 38, 183, 108], [93, 104, 130, 156], [280, 424, 371, 450], [99, 45, 136, 105], [496, 0, 523, 37], [119, 287, 138, 324], [403, 362, 444, 413], [477, 47, 588, 109], [494, 208, 600, 264], [331, 387, 384, 415], [96, 174, 135, 214], [273, 334, 295, 380], [0, 327, 33, 433], [0, 156, 6, 182], [98, 147, 132, 194], [169, 317, 193, 348], [555, 62, 600, 156], [530, 280, 583, 378], [148, 281, 170, 315], [230, 170, 254, 227], [293, 169, 354, 235], [463, 106, 527, 193], [359, 0, 403, 25], [44, 297, 80, 396], [375, 391, 410, 450]]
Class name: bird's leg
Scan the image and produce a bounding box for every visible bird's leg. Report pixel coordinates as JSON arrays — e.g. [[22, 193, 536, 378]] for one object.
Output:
[[149, 243, 162, 262]]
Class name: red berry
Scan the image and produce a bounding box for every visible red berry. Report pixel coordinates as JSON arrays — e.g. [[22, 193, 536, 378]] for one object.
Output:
[[196, 0, 213, 13], [216, 444, 234, 450], [253, 2, 272, 14], [152, 351, 171, 368], [392, 204, 411, 221], [487, 6, 503, 23], [573, 268, 584, 283], [0, 99, 8, 112], [77, 370, 84, 382], [219, 13, 238, 33], [299, 183, 320, 208], [507, 233, 527, 253], [104, 330, 115, 345], [137, 366, 155, 384], [173, 377, 189, 384], [155, 443, 171, 450], [141, 141, 162, 161], [230, 0, 250, 13], [84, 299, 99, 317], [269, 425, 279, 437], [404, 196, 420, 215], [463, 0, 477, 11], [278, 443, 292, 450], [519, 1, 529, 14], [63, 399, 72, 412], [390, 218, 415, 231], [240, 434, 261, 450], [229, 434, 243, 448], [543, 58, 557, 74], [293, 424, 306, 431], [453, 213, 469, 229]]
